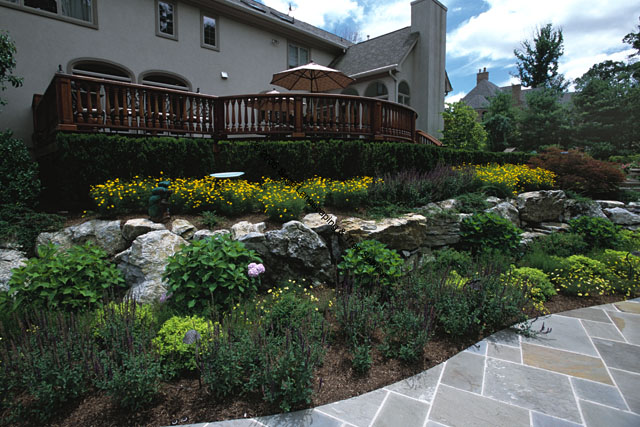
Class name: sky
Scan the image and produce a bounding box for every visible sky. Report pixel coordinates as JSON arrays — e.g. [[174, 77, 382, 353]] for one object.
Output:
[[257, 0, 640, 102]]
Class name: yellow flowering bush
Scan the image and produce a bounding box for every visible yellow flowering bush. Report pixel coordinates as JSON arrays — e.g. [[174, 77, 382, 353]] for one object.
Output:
[[550, 255, 613, 297], [472, 163, 555, 196], [595, 250, 640, 297]]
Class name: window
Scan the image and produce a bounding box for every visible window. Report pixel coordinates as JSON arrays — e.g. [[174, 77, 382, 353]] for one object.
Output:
[[156, 0, 177, 39], [398, 81, 410, 106], [201, 14, 218, 50], [6, 0, 95, 24], [365, 81, 388, 100], [288, 43, 309, 68], [71, 60, 132, 82], [141, 72, 190, 91]]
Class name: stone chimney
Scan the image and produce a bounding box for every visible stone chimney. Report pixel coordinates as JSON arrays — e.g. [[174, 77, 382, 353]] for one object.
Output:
[[511, 84, 522, 106], [477, 67, 489, 84]]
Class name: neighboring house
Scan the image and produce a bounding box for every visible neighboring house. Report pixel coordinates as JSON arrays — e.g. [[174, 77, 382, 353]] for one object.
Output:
[[461, 68, 572, 120], [0, 0, 448, 145]]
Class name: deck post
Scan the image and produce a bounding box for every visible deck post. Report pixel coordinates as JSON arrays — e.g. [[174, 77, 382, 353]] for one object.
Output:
[[55, 74, 77, 131], [372, 100, 383, 140], [292, 97, 305, 137]]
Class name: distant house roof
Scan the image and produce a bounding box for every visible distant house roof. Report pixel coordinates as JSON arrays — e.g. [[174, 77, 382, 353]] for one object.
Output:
[[330, 27, 419, 77]]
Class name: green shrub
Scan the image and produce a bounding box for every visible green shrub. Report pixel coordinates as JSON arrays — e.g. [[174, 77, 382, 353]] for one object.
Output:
[[569, 216, 619, 248], [92, 299, 156, 345], [593, 249, 640, 297], [152, 315, 211, 376], [460, 212, 522, 254], [335, 279, 381, 348], [163, 234, 262, 313], [337, 240, 404, 291], [201, 210, 221, 228], [455, 192, 490, 213], [527, 232, 589, 258], [259, 282, 323, 338], [550, 255, 613, 296], [0, 205, 64, 257], [428, 248, 474, 276], [0, 130, 41, 208], [351, 344, 372, 376], [6, 243, 126, 311], [518, 249, 569, 275], [614, 229, 640, 252], [507, 267, 556, 300], [528, 147, 625, 198]]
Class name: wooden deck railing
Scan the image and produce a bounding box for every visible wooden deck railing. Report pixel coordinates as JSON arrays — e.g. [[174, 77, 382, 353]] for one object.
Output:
[[33, 73, 424, 148]]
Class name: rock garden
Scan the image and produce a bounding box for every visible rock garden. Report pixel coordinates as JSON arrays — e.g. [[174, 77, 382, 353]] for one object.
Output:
[[1, 145, 639, 427]]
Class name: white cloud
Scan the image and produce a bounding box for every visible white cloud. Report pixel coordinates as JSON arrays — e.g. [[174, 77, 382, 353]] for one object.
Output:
[[447, 0, 638, 81], [262, 0, 363, 28], [445, 91, 467, 103]]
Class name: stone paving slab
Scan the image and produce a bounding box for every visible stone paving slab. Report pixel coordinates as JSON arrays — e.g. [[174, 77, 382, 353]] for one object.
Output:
[[370, 392, 429, 427], [487, 342, 521, 363], [315, 389, 386, 427], [520, 315, 598, 356], [607, 311, 640, 345], [579, 399, 640, 427], [559, 307, 612, 323], [530, 412, 582, 427], [613, 300, 640, 314], [384, 363, 443, 402], [592, 338, 640, 374], [570, 377, 627, 410], [441, 351, 484, 393], [581, 318, 626, 341], [521, 343, 613, 384], [609, 368, 640, 413]]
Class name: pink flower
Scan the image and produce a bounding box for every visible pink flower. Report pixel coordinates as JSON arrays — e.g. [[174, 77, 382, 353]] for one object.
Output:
[[248, 262, 265, 278]]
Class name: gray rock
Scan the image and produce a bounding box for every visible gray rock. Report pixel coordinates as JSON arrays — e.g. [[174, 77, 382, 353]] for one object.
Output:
[[115, 230, 188, 303], [37, 220, 127, 256], [231, 221, 267, 240], [193, 229, 230, 240], [520, 231, 548, 246], [486, 201, 521, 227], [171, 219, 197, 240], [604, 207, 640, 225], [122, 218, 166, 241], [437, 199, 459, 210], [302, 213, 339, 234], [485, 196, 502, 208], [517, 190, 567, 223], [596, 200, 626, 209], [238, 221, 333, 285], [0, 249, 27, 292], [341, 214, 430, 251], [423, 213, 470, 248], [538, 222, 571, 233], [563, 199, 607, 222]]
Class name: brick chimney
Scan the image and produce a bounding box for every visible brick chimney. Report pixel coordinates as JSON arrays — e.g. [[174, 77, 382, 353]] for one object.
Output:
[[511, 84, 522, 106], [477, 67, 488, 84]]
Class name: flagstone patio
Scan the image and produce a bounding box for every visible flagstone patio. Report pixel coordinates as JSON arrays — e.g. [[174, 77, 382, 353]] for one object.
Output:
[[179, 298, 640, 427]]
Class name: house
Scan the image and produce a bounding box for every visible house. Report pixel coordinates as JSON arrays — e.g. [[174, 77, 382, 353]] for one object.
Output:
[[462, 67, 572, 120], [0, 0, 448, 147]]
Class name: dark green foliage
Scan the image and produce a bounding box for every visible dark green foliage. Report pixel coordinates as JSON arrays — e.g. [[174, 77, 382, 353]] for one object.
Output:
[[428, 248, 474, 276], [569, 216, 620, 248], [337, 240, 404, 291], [351, 344, 373, 375], [0, 130, 41, 207], [460, 212, 523, 254], [0, 204, 64, 256], [455, 192, 490, 213], [0, 31, 23, 107], [483, 91, 519, 151], [201, 210, 220, 228], [441, 101, 488, 149], [6, 243, 126, 312], [163, 234, 262, 313], [527, 232, 589, 258], [335, 277, 381, 348], [518, 249, 569, 275], [528, 148, 625, 198], [514, 23, 568, 91], [262, 288, 324, 338], [38, 133, 217, 208], [516, 88, 570, 150]]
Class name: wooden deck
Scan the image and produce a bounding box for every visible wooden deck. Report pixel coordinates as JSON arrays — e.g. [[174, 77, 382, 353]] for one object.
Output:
[[32, 73, 439, 155]]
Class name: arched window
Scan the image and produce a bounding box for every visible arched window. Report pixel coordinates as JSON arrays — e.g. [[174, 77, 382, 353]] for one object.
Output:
[[70, 59, 133, 82], [140, 71, 191, 91], [398, 81, 410, 106], [341, 87, 358, 96], [364, 81, 388, 100]]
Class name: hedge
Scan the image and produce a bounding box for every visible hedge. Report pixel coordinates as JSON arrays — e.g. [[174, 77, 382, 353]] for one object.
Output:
[[38, 133, 529, 208]]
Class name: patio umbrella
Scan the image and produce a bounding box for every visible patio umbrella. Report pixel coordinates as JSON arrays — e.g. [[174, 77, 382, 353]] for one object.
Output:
[[270, 62, 355, 93]]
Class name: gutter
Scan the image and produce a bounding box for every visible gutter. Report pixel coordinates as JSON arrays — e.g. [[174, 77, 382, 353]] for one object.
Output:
[[349, 64, 398, 79]]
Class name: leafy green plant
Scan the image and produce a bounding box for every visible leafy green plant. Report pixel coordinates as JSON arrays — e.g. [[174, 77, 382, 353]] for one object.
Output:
[[0, 130, 40, 208], [569, 216, 619, 248], [0, 204, 64, 257], [6, 242, 126, 311], [351, 344, 372, 376], [259, 282, 323, 338], [592, 249, 640, 297], [455, 192, 490, 213], [507, 267, 556, 300], [614, 229, 640, 252], [201, 210, 221, 228], [428, 248, 474, 276], [92, 299, 156, 345], [337, 240, 404, 291], [550, 255, 613, 296], [460, 212, 523, 254], [527, 232, 589, 258], [163, 234, 262, 312], [152, 315, 211, 376]]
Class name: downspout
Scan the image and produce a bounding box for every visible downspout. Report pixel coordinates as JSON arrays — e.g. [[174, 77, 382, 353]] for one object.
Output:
[[388, 69, 398, 102]]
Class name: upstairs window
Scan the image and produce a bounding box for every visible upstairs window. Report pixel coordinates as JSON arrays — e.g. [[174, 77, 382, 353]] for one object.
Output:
[[201, 13, 218, 50], [365, 81, 388, 100], [288, 43, 309, 68], [8, 0, 95, 24], [156, 0, 177, 39], [141, 72, 190, 91], [398, 81, 410, 106], [71, 60, 133, 82]]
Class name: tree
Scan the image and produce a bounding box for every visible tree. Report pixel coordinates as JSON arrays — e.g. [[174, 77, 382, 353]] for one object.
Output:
[[516, 88, 570, 151], [482, 91, 519, 151], [441, 101, 487, 150], [622, 17, 640, 58], [0, 31, 23, 107], [514, 24, 568, 91]]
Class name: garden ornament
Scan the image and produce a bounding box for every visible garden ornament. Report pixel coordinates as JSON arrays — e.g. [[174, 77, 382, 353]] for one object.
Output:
[[148, 180, 172, 223]]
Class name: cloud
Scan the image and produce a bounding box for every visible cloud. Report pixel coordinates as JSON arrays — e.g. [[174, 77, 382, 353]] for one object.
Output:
[[261, 0, 363, 28], [447, 0, 639, 80], [359, 0, 412, 39], [445, 91, 467, 103]]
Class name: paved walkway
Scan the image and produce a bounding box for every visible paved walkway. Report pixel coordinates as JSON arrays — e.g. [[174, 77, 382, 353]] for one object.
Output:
[[181, 299, 640, 427]]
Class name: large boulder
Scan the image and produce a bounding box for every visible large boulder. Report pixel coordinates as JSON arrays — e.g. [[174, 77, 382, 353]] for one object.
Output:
[[486, 201, 521, 227], [37, 220, 127, 256], [115, 230, 188, 303], [302, 213, 341, 263], [171, 219, 197, 240], [0, 249, 27, 292], [340, 214, 429, 250], [596, 200, 626, 209], [193, 229, 230, 241], [231, 221, 266, 240], [563, 199, 607, 222], [603, 207, 640, 226], [238, 221, 333, 285], [122, 218, 166, 241], [517, 190, 567, 224], [423, 213, 471, 248]]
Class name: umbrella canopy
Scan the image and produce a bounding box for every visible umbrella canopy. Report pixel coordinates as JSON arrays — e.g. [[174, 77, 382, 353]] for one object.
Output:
[[270, 62, 355, 93]]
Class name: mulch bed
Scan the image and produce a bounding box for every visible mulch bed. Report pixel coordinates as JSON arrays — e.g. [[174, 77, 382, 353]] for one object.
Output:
[[35, 293, 624, 427]]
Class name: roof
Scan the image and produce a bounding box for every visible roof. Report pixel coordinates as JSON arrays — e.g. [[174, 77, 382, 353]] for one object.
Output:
[[330, 27, 419, 77], [461, 79, 500, 109], [222, 0, 352, 49]]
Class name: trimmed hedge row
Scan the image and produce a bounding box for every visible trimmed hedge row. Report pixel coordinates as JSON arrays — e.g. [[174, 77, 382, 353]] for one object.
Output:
[[38, 133, 529, 208]]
